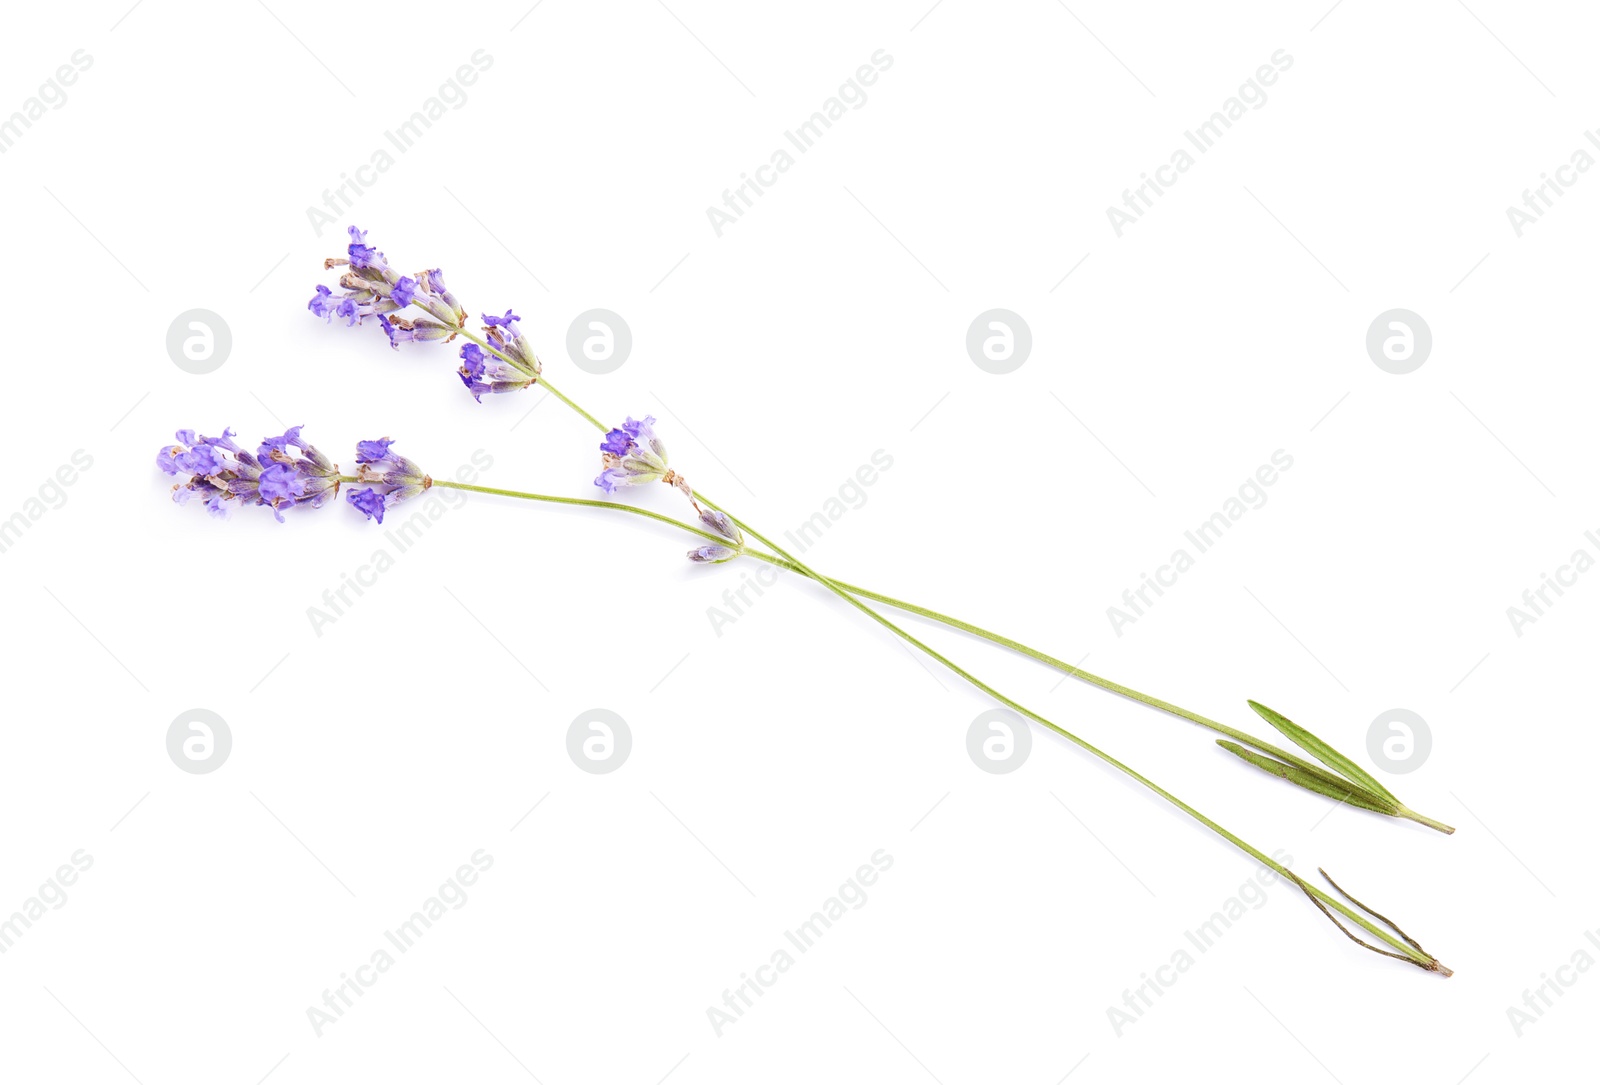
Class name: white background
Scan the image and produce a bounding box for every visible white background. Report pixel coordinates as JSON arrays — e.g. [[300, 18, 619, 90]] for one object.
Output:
[[0, 1, 1594, 1081]]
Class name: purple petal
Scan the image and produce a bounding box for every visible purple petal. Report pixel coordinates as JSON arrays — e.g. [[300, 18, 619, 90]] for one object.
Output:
[[346, 487, 389, 524], [356, 438, 395, 464]]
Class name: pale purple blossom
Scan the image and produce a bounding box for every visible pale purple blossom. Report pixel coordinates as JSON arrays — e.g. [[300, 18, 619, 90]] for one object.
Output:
[[307, 228, 546, 406], [347, 437, 430, 523], [158, 426, 338, 522], [688, 544, 738, 563], [595, 415, 673, 494]]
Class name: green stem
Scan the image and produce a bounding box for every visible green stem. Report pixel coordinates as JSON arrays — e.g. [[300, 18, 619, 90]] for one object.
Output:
[[425, 475, 1453, 837], [740, 554, 1455, 835], [533, 376, 605, 433], [410, 328, 1447, 969], [687, 490, 1443, 972], [430, 480, 726, 544]]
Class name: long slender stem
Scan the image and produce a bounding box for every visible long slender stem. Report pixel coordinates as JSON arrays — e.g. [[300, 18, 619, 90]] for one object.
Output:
[[537, 379, 606, 433], [431, 479, 726, 544], [427, 475, 1452, 835], [421, 319, 1447, 969], [739, 554, 1455, 835], [690, 490, 1441, 969]]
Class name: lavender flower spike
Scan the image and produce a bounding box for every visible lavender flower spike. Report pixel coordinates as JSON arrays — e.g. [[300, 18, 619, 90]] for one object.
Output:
[[346, 438, 431, 524], [307, 229, 543, 401], [307, 226, 458, 346], [481, 309, 538, 372], [158, 427, 338, 522], [595, 415, 684, 495], [458, 342, 533, 402], [417, 269, 465, 325], [256, 427, 343, 522]]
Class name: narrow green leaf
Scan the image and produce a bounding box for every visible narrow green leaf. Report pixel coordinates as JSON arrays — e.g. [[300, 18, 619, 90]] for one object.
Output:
[[1247, 700, 1400, 805], [1217, 740, 1399, 814]]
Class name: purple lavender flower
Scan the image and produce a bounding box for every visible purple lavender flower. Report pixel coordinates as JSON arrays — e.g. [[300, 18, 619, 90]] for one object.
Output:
[[595, 415, 675, 494], [346, 487, 393, 524], [158, 427, 332, 521], [258, 426, 306, 458], [457, 342, 533, 402], [309, 227, 459, 346], [688, 544, 738, 564], [308, 285, 340, 321], [307, 272, 389, 327], [157, 427, 239, 478], [345, 226, 387, 272], [347, 438, 430, 523], [306, 230, 544, 403], [391, 276, 418, 308], [254, 427, 342, 521], [356, 438, 395, 463], [417, 269, 464, 324], [380, 314, 455, 350], [478, 310, 539, 377]]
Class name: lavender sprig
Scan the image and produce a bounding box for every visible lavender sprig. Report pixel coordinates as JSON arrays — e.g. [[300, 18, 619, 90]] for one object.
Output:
[[275, 226, 1457, 973], [345, 437, 431, 525], [307, 227, 543, 403], [158, 426, 343, 522]]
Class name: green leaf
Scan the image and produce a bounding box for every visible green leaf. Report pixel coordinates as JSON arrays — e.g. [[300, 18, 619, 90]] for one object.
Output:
[[1247, 700, 1399, 805], [1216, 740, 1399, 814]]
